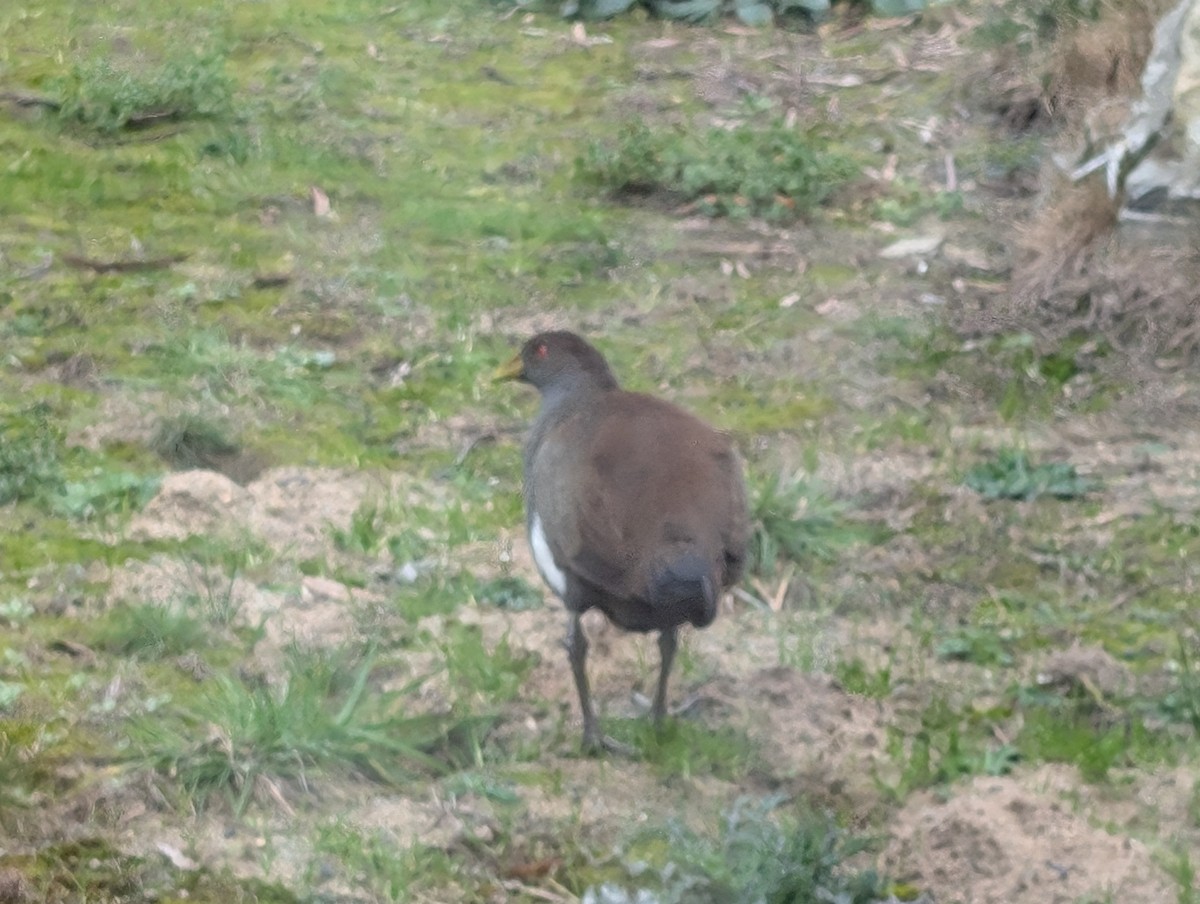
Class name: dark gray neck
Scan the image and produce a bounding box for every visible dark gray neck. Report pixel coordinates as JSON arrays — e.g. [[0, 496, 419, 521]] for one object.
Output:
[[535, 373, 610, 420], [522, 378, 613, 478]]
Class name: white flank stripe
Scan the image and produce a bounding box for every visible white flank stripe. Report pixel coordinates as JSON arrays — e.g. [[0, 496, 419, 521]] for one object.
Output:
[[530, 514, 567, 597]]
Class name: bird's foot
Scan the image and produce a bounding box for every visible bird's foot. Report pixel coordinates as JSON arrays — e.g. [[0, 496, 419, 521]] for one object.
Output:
[[630, 690, 704, 720], [581, 731, 637, 758]]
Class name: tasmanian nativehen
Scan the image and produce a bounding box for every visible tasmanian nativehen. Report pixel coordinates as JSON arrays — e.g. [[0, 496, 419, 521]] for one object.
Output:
[[494, 331, 749, 752]]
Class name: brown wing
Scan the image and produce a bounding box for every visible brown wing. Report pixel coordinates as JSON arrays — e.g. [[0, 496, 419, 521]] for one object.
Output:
[[531, 391, 746, 601]]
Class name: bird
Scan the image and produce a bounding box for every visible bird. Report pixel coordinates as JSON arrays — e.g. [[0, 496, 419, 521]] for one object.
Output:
[[494, 330, 749, 753]]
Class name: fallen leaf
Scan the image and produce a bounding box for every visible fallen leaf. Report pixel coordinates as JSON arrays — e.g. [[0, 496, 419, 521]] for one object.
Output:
[[814, 298, 863, 321], [310, 185, 333, 219], [569, 22, 614, 47], [879, 234, 943, 259], [779, 292, 801, 308], [49, 639, 96, 660], [156, 843, 199, 871], [301, 575, 351, 603], [807, 73, 865, 88], [502, 857, 562, 881], [942, 243, 992, 271]]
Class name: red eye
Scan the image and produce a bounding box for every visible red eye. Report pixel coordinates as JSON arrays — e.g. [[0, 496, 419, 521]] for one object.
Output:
[[534, 343, 548, 359]]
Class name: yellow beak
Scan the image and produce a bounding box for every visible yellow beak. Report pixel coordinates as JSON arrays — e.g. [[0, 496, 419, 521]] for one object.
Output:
[[491, 353, 524, 382]]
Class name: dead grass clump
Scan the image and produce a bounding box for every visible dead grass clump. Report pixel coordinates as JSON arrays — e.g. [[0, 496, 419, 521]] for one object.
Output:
[[959, 0, 1200, 367], [1006, 187, 1200, 361], [956, 169, 1200, 364], [980, 0, 1165, 136], [1034, 239, 1200, 361], [1042, 0, 1160, 134], [1012, 176, 1119, 303]]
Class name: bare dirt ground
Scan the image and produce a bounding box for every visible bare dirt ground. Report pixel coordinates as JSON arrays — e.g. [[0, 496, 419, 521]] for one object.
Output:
[[98, 431, 1195, 904]]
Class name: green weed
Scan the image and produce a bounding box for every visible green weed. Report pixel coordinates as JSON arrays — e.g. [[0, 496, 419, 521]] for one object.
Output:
[[581, 119, 855, 219], [0, 598, 35, 627], [441, 624, 535, 712], [935, 626, 1014, 666], [393, 573, 478, 621], [565, 0, 833, 24], [312, 822, 457, 904], [89, 603, 212, 659], [616, 795, 885, 904], [133, 645, 456, 812], [0, 681, 24, 712], [835, 658, 893, 698], [137, 331, 335, 410], [0, 405, 64, 506], [53, 470, 160, 521], [55, 51, 233, 136], [965, 449, 1095, 501], [973, 0, 1102, 49], [332, 501, 389, 555], [747, 471, 865, 576], [150, 413, 240, 470], [1165, 847, 1198, 904], [880, 698, 1014, 798], [475, 575, 543, 611], [604, 718, 757, 781], [872, 179, 965, 226], [1, 407, 158, 520], [1159, 637, 1200, 736], [1013, 692, 1162, 782], [441, 770, 522, 806], [0, 838, 303, 904], [993, 333, 1098, 420], [174, 539, 272, 627]]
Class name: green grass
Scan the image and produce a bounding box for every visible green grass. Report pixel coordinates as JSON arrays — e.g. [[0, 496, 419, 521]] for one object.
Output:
[[935, 625, 1015, 666], [441, 623, 535, 713], [54, 49, 234, 136], [965, 448, 1096, 501], [475, 575, 544, 611], [581, 118, 856, 219], [972, 0, 1103, 49], [872, 178, 966, 226], [834, 657, 894, 699], [617, 795, 885, 904], [1165, 847, 1199, 904], [747, 471, 872, 576], [0, 404, 65, 506], [132, 645, 459, 812], [604, 718, 759, 781], [0, 838, 302, 904], [150, 413, 241, 470], [311, 822, 457, 904], [53, 469, 161, 521], [879, 697, 1017, 799], [89, 603, 214, 659]]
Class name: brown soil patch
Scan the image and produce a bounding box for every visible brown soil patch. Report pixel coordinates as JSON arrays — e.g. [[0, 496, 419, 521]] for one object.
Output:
[[130, 467, 390, 560], [885, 767, 1175, 904]]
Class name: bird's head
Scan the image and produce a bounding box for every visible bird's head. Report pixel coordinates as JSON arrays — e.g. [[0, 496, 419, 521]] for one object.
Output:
[[493, 331, 619, 394]]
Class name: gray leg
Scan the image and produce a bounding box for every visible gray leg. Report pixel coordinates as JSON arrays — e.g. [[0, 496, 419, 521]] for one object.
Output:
[[565, 611, 601, 751], [652, 627, 678, 725]]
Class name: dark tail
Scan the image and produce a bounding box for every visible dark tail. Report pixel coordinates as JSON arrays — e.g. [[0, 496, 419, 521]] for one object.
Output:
[[650, 551, 719, 629]]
